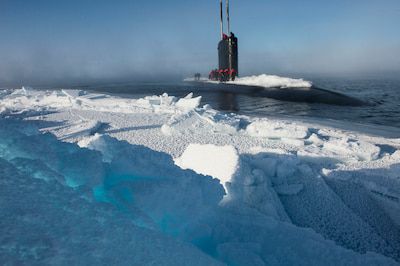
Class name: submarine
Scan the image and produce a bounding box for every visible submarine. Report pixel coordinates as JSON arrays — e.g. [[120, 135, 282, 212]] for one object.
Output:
[[187, 0, 364, 107], [209, 0, 238, 82]]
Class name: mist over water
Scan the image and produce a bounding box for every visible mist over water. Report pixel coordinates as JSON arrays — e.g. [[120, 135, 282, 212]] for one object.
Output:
[[1, 1, 400, 87]]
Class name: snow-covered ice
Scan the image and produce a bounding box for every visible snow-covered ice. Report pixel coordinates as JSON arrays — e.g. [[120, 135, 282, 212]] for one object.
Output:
[[175, 144, 239, 187], [228, 74, 313, 88], [201, 74, 312, 88], [1, 87, 400, 265]]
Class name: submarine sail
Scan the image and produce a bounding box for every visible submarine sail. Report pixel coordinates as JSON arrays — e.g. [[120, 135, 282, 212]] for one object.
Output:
[[210, 0, 239, 82]]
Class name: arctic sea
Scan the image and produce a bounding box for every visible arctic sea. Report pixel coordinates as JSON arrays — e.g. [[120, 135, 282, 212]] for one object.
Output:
[[78, 77, 400, 129]]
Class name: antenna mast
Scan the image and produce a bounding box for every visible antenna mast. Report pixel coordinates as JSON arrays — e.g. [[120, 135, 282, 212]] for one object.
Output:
[[226, 0, 230, 34], [220, 0, 224, 40]]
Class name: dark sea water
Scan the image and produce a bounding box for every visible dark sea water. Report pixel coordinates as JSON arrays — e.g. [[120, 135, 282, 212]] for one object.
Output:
[[82, 77, 400, 129]]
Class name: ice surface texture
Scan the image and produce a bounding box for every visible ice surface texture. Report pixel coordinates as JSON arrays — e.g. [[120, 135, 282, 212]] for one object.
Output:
[[0, 120, 224, 265], [1, 88, 400, 265], [1, 119, 397, 265]]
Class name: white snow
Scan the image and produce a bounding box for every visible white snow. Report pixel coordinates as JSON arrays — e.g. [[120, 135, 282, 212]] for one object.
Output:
[[194, 74, 312, 88], [1, 87, 400, 265], [201, 74, 312, 89], [175, 144, 239, 186], [246, 119, 309, 139], [0, 89, 200, 116], [175, 93, 202, 111], [229, 74, 312, 88]]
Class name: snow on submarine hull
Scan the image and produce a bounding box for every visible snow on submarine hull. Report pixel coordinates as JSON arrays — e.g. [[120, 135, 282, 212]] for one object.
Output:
[[184, 79, 365, 106]]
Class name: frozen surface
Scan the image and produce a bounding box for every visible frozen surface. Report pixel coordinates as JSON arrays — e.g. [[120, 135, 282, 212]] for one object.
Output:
[[175, 144, 239, 186], [0, 158, 223, 265], [1, 88, 400, 265], [229, 74, 312, 88], [199, 74, 312, 88]]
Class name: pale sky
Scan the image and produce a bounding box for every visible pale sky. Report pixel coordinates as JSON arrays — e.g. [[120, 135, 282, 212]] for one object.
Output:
[[1, 0, 399, 86]]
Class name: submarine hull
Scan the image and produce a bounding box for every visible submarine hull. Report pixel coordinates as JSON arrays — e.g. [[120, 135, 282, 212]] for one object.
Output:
[[184, 81, 365, 106]]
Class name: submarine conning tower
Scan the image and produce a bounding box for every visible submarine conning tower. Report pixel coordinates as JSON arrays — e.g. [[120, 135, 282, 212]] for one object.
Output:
[[218, 33, 238, 76], [209, 0, 238, 82]]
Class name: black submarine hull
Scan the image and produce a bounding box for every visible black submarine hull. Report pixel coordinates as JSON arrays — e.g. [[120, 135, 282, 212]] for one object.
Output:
[[184, 81, 365, 106]]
